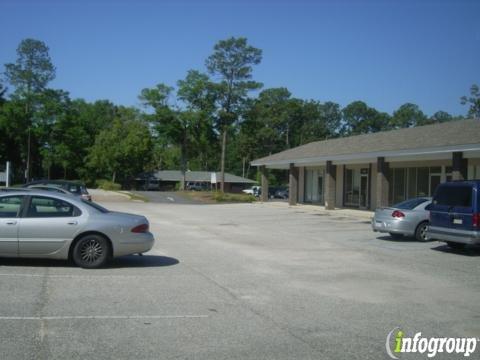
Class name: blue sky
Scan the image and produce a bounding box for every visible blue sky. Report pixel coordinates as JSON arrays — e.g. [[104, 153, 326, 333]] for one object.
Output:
[[1, 0, 478, 116]]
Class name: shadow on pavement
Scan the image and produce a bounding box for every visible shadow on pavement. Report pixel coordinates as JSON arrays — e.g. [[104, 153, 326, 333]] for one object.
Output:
[[430, 244, 480, 257], [376, 235, 420, 242], [0, 255, 180, 269], [108, 254, 179, 268]]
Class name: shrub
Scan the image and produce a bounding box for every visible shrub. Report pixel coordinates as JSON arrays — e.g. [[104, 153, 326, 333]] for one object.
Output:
[[96, 179, 122, 191], [212, 192, 256, 203]]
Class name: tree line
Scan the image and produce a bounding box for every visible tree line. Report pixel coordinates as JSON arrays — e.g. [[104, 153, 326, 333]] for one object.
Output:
[[1, 38, 479, 188]]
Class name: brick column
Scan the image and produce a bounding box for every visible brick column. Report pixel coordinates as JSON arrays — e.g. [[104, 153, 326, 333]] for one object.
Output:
[[452, 152, 467, 180], [260, 165, 269, 202], [325, 161, 336, 210], [376, 157, 389, 208], [288, 163, 298, 205]]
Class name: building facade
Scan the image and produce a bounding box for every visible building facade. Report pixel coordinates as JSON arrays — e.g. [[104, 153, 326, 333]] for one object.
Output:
[[251, 119, 480, 210]]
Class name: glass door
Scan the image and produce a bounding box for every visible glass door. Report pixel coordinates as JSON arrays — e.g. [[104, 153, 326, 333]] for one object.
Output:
[[318, 175, 324, 204], [429, 173, 441, 196], [359, 173, 369, 209]]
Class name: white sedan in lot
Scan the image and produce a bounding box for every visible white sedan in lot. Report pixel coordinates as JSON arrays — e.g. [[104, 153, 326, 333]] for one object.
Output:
[[372, 197, 431, 241], [0, 190, 154, 268]]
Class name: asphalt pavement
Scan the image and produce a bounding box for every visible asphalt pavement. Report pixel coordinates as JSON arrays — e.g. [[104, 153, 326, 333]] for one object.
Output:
[[1, 201, 479, 359]]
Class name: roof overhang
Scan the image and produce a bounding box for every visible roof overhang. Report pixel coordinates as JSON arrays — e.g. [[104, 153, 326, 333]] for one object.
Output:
[[251, 143, 480, 168]]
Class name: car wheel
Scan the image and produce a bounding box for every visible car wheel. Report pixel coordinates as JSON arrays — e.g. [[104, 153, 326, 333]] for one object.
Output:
[[72, 234, 110, 269], [446, 242, 465, 250], [389, 233, 403, 240], [415, 221, 429, 242]]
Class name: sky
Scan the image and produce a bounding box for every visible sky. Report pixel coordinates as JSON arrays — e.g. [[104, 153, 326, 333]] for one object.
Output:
[[0, 0, 479, 116]]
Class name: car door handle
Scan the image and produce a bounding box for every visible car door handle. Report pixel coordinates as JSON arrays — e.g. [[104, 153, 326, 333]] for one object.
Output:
[[67, 221, 78, 225], [5, 220, 17, 225]]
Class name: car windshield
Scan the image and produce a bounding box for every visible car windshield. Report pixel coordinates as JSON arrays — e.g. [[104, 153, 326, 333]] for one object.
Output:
[[393, 198, 430, 210], [81, 199, 109, 213]]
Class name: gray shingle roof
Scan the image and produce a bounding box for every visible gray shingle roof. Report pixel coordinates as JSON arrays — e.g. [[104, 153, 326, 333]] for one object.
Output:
[[152, 170, 256, 184], [252, 118, 480, 166]]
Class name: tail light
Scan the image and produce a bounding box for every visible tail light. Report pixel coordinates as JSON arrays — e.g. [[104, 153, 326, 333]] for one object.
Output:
[[392, 210, 405, 218], [473, 213, 480, 228], [131, 223, 149, 233]]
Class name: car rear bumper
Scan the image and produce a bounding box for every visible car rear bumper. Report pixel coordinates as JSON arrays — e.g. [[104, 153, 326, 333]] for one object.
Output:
[[114, 232, 155, 257], [371, 217, 415, 236], [426, 226, 480, 245]]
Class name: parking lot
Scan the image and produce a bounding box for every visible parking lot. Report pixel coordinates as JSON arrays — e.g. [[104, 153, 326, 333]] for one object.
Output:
[[1, 199, 479, 359]]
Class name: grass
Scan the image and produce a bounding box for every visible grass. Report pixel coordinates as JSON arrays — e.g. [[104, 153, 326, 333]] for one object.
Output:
[[180, 191, 256, 203], [116, 191, 149, 202]]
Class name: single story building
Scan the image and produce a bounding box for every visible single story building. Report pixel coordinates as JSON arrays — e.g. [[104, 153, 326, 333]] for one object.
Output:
[[251, 118, 480, 210], [135, 170, 256, 192]]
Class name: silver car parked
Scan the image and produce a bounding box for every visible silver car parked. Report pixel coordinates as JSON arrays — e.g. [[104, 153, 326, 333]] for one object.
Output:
[[0, 190, 154, 268], [372, 197, 431, 241]]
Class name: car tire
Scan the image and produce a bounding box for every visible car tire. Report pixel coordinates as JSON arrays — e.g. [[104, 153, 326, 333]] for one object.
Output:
[[389, 233, 403, 240], [72, 234, 110, 269], [446, 242, 465, 250], [414, 221, 429, 242]]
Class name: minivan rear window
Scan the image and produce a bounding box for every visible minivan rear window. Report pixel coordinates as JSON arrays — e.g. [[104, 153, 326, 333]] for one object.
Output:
[[434, 186, 472, 207]]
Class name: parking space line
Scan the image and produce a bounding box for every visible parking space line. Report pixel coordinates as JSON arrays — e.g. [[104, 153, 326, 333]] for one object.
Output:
[[0, 315, 209, 320], [0, 273, 167, 278]]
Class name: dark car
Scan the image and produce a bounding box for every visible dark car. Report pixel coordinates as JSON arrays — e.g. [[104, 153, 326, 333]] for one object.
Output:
[[23, 180, 92, 201], [426, 180, 480, 249], [186, 182, 208, 191], [274, 187, 289, 199]]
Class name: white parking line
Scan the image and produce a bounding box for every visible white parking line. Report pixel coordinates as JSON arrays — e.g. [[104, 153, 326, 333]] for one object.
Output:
[[0, 315, 209, 320]]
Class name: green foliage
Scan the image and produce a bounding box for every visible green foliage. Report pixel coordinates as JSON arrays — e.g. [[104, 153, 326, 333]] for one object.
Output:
[[391, 103, 428, 128], [87, 111, 153, 183], [96, 179, 122, 191], [212, 192, 256, 203], [4, 38, 55, 95], [206, 37, 263, 191], [0, 37, 470, 189], [461, 84, 480, 118], [341, 101, 391, 135]]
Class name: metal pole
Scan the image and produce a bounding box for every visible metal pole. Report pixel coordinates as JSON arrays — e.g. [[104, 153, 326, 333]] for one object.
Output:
[[6, 161, 11, 187]]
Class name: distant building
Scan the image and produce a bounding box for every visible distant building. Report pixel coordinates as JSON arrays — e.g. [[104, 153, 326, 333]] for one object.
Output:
[[135, 170, 256, 193]]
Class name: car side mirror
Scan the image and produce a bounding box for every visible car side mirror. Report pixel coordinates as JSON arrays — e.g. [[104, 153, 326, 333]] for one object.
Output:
[[425, 203, 433, 211]]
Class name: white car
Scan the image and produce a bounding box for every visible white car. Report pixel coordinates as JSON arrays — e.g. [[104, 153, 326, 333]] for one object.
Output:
[[0, 190, 154, 268], [242, 186, 260, 196]]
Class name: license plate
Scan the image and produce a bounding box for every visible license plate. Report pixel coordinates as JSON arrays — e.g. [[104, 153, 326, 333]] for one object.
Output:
[[453, 218, 463, 225]]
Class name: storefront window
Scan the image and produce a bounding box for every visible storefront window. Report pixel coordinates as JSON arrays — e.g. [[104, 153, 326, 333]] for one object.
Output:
[[304, 169, 324, 203], [417, 167, 429, 197], [393, 168, 406, 204], [389, 166, 448, 204]]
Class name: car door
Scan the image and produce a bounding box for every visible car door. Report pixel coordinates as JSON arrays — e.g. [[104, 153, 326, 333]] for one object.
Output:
[[0, 195, 25, 256], [18, 195, 83, 256], [449, 185, 474, 231], [430, 185, 454, 229]]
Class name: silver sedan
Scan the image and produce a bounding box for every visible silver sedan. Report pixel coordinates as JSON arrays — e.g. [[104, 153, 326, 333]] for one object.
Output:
[[372, 197, 431, 241], [0, 190, 154, 268]]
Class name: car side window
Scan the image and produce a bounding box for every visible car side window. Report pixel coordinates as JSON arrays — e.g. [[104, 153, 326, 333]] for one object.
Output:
[[434, 186, 472, 208], [0, 196, 24, 218], [26, 196, 81, 218]]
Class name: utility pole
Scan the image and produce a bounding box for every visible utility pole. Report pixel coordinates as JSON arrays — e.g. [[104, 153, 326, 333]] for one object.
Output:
[[6, 161, 11, 187], [26, 127, 31, 183]]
